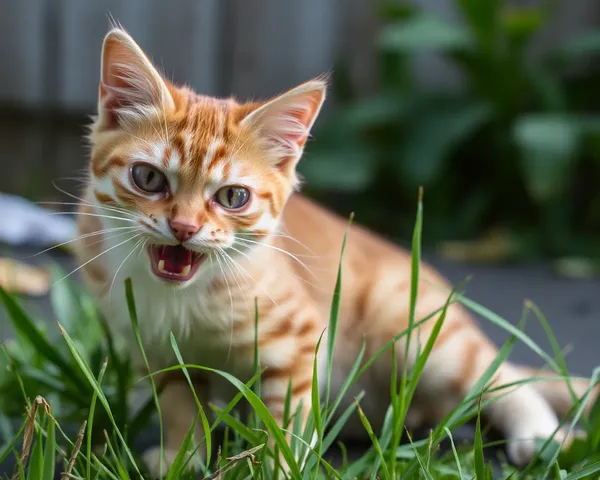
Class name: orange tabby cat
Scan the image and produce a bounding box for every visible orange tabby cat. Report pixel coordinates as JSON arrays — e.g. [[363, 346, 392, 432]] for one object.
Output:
[[74, 27, 598, 476]]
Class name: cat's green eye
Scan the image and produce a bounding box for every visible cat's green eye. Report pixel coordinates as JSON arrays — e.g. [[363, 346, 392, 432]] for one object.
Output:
[[215, 186, 250, 210], [131, 164, 168, 193]]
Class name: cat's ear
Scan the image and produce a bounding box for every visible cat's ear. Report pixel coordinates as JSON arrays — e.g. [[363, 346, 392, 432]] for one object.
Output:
[[240, 76, 327, 173], [98, 27, 174, 129]]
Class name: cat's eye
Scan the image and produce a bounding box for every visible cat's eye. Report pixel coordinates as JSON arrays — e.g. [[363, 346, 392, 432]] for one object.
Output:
[[131, 164, 168, 193], [215, 186, 250, 210]]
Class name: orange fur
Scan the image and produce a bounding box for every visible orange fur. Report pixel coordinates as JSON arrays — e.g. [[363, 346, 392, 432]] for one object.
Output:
[[73, 27, 598, 476]]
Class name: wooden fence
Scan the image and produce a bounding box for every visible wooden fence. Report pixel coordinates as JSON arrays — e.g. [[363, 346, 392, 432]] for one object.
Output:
[[0, 0, 598, 113]]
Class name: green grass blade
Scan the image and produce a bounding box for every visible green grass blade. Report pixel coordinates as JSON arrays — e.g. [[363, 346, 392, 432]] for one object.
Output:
[[169, 333, 212, 469], [323, 338, 366, 429], [310, 331, 325, 477], [166, 414, 200, 479], [528, 301, 583, 423], [405, 428, 434, 480], [86, 357, 107, 480], [0, 287, 86, 395], [404, 187, 423, 367], [321, 391, 364, 454], [252, 297, 262, 430], [124, 278, 166, 476], [473, 399, 486, 479], [325, 212, 353, 411], [146, 362, 303, 479], [538, 367, 600, 479], [444, 427, 464, 479], [456, 293, 560, 371], [355, 399, 390, 480], [41, 409, 56, 480], [0, 422, 26, 467], [565, 459, 600, 479], [210, 406, 264, 445], [26, 423, 44, 480], [102, 430, 129, 480], [57, 322, 141, 476]]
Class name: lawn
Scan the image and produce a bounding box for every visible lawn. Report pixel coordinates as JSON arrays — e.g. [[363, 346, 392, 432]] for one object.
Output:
[[0, 193, 598, 479]]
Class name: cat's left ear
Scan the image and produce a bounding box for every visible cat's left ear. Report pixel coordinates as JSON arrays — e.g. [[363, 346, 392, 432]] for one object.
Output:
[[241, 76, 327, 173]]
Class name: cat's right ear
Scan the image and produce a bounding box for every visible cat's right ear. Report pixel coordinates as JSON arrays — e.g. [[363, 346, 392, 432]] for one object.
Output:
[[98, 27, 174, 129]]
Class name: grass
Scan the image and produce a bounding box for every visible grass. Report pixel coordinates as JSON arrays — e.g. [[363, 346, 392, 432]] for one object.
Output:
[[0, 193, 599, 479]]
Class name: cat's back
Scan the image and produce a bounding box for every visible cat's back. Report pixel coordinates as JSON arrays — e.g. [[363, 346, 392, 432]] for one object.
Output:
[[277, 195, 452, 319]]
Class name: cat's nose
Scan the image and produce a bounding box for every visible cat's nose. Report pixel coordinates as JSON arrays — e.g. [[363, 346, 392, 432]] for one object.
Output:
[[169, 220, 200, 242]]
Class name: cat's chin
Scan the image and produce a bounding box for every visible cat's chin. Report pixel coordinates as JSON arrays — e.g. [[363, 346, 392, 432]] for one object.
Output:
[[147, 244, 206, 283]]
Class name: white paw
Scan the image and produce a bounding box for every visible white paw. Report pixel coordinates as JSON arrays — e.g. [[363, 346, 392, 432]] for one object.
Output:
[[506, 427, 572, 466], [142, 446, 202, 478]]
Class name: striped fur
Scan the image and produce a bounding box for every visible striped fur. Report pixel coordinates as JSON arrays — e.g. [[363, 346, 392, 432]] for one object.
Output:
[[73, 27, 598, 476]]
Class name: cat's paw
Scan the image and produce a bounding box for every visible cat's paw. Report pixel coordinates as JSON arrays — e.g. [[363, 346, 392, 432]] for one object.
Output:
[[142, 446, 201, 478], [506, 427, 579, 466]]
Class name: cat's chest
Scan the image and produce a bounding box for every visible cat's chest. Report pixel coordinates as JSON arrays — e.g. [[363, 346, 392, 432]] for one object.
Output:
[[104, 272, 250, 366]]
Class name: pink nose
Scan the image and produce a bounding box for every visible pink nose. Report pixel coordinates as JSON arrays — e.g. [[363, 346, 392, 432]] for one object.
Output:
[[169, 221, 200, 242]]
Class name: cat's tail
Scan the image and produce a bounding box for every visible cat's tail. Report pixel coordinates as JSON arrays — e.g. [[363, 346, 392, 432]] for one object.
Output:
[[516, 365, 600, 418]]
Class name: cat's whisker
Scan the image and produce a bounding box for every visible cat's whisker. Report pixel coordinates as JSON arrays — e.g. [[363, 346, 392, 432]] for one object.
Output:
[[239, 232, 322, 259], [218, 247, 292, 325], [26, 225, 139, 258], [228, 244, 325, 292], [49, 211, 137, 223], [51, 181, 98, 207], [38, 201, 143, 221], [52, 233, 143, 287], [234, 237, 320, 282], [213, 252, 235, 362], [216, 247, 252, 364], [137, 238, 149, 260], [108, 236, 146, 307]]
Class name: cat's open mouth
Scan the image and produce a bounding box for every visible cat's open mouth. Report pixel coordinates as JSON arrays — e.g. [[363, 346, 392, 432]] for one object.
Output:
[[148, 245, 205, 282]]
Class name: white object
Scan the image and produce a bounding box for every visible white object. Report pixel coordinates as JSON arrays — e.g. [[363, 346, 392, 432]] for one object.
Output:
[[0, 193, 76, 247]]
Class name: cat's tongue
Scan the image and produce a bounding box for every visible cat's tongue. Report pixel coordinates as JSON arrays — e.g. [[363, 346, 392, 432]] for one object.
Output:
[[159, 245, 193, 275]]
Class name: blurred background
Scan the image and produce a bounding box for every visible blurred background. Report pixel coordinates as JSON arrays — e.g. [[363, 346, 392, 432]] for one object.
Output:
[[3, 0, 600, 262], [1, 0, 600, 371]]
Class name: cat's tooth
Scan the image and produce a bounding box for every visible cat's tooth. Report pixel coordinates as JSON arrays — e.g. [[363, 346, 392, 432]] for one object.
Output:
[[181, 265, 191, 276], [158, 260, 165, 272]]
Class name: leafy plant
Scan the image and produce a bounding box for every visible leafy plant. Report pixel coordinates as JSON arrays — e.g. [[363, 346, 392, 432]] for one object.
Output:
[[302, 0, 600, 260]]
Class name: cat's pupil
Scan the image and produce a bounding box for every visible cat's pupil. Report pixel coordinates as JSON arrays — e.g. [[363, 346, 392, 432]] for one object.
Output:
[[147, 170, 155, 185], [227, 188, 235, 205]]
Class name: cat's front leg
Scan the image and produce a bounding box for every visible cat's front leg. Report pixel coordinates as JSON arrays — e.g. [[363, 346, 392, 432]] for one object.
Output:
[[142, 375, 210, 478]]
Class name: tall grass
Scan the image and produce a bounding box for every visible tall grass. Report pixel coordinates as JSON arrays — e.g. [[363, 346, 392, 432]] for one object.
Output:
[[0, 193, 598, 478]]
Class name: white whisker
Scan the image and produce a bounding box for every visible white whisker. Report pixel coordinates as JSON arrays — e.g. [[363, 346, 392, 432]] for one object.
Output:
[[217, 247, 251, 364], [234, 237, 320, 282], [228, 244, 324, 292], [240, 232, 321, 258], [108, 237, 145, 306], [49, 211, 136, 223], [51, 233, 142, 287], [213, 252, 234, 364], [38, 201, 142, 221], [27, 225, 138, 258]]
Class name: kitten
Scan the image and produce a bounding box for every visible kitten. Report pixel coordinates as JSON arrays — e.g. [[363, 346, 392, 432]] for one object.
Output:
[[74, 27, 598, 476]]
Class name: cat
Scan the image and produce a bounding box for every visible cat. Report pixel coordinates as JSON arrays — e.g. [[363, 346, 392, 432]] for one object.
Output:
[[73, 26, 598, 476]]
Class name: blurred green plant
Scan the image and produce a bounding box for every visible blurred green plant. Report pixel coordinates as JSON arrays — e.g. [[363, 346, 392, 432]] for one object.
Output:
[[302, 0, 600, 261]]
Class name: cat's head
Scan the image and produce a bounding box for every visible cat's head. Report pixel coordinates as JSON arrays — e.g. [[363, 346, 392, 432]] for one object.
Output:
[[88, 27, 326, 285]]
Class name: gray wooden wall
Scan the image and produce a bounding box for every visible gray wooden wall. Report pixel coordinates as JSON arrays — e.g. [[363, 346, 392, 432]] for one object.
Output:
[[0, 0, 379, 113], [0, 0, 598, 113]]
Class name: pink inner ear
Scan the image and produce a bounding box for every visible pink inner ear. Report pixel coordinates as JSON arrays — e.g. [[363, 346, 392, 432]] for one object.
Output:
[[280, 91, 323, 148], [263, 90, 325, 161], [98, 36, 166, 129]]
